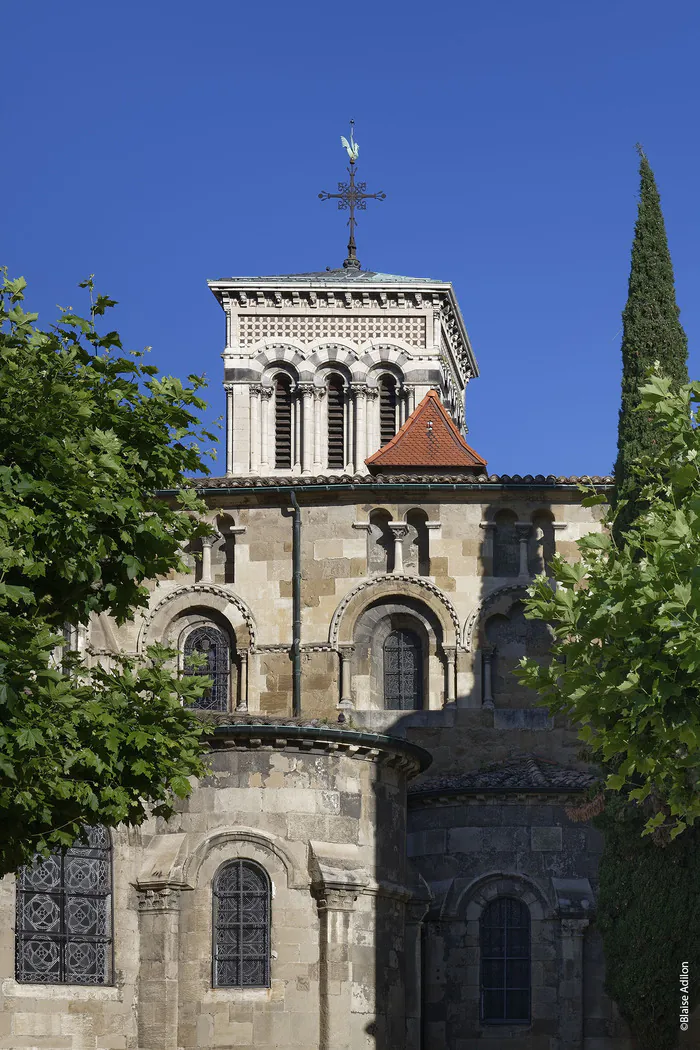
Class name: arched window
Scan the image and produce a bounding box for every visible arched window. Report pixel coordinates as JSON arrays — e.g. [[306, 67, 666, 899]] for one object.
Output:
[[493, 510, 519, 577], [274, 374, 293, 469], [379, 374, 398, 445], [383, 629, 423, 710], [16, 826, 112, 985], [213, 860, 271, 988], [404, 509, 430, 576], [183, 625, 230, 711], [368, 509, 394, 573], [480, 897, 530, 1024], [327, 375, 345, 469], [529, 510, 555, 576]]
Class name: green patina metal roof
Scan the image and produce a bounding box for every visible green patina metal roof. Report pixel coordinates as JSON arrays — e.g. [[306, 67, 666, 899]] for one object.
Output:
[[211, 269, 447, 285]]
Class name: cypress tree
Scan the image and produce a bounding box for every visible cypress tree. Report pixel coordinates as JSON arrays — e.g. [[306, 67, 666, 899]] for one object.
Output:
[[613, 146, 688, 526], [598, 150, 696, 1050]]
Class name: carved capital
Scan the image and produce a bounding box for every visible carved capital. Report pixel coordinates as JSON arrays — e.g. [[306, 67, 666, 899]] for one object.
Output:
[[297, 383, 315, 398], [200, 533, 218, 549], [365, 387, 379, 401], [313, 386, 327, 401], [259, 385, 274, 401], [388, 523, 409, 539], [137, 886, 182, 913], [249, 384, 263, 398], [515, 523, 532, 542], [561, 918, 589, 938], [314, 886, 360, 912]]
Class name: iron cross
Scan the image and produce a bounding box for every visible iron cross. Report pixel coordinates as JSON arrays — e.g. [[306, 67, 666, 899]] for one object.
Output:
[[319, 120, 386, 270]]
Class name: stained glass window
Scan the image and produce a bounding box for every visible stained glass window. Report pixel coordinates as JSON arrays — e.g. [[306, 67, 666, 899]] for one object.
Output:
[[183, 625, 230, 711], [16, 826, 112, 985], [213, 860, 271, 988], [383, 629, 422, 710], [480, 897, 530, 1024]]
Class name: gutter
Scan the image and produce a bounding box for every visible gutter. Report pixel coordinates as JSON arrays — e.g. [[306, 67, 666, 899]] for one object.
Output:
[[182, 480, 612, 497]]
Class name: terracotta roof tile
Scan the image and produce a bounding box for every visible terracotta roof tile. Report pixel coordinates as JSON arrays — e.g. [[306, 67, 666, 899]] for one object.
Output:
[[365, 390, 487, 473], [408, 754, 598, 798]]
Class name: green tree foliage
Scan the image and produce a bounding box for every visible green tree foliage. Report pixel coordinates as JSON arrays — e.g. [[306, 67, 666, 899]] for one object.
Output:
[[594, 797, 700, 1050], [519, 374, 700, 840], [0, 270, 215, 876], [613, 147, 688, 535]]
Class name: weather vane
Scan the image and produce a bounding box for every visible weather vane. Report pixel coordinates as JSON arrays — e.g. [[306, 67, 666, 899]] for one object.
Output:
[[319, 120, 386, 270]]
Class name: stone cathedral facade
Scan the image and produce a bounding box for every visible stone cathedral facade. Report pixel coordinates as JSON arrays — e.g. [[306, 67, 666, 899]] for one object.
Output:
[[0, 267, 638, 1050]]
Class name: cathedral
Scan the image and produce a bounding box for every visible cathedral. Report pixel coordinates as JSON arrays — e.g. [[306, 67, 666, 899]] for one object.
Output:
[[0, 256, 636, 1050]]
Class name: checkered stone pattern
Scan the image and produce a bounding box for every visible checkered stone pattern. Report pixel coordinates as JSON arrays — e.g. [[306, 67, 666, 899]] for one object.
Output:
[[237, 313, 426, 347]]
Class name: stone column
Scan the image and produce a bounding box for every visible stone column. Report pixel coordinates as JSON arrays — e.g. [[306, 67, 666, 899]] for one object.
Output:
[[405, 898, 430, 1050], [444, 647, 456, 704], [389, 523, 409, 573], [365, 388, 379, 456], [482, 644, 495, 708], [353, 384, 367, 469], [249, 385, 261, 473], [260, 386, 273, 471], [345, 385, 354, 473], [338, 645, 355, 709], [314, 886, 361, 1050], [313, 387, 325, 471], [516, 522, 531, 577], [200, 533, 216, 585], [225, 382, 234, 476], [293, 386, 302, 473], [559, 918, 589, 1050], [236, 649, 249, 711], [136, 885, 182, 1050], [300, 384, 314, 474]]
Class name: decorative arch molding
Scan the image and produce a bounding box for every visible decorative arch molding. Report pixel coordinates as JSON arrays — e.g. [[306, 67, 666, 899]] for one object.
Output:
[[330, 575, 460, 648], [463, 583, 529, 651], [252, 342, 307, 371], [441, 870, 553, 922], [183, 826, 309, 891], [360, 342, 413, 373], [305, 343, 364, 381], [138, 583, 256, 653]]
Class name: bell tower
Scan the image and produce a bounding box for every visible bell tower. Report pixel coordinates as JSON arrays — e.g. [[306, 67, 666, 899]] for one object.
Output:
[[208, 269, 478, 477]]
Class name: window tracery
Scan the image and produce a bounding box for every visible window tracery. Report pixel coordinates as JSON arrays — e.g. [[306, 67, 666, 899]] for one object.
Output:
[[16, 826, 112, 985], [212, 859, 271, 988], [183, 624, 231, 711], [480, 896, 530, 1024], [383, 628, 422, 710]]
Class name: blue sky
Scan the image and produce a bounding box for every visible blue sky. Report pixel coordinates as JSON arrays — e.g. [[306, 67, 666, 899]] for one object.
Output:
[[3, 1, 699, 477]]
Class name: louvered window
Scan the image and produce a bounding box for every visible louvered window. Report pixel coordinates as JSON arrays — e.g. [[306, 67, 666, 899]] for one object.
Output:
[[379, 375, 398, 445], [493, 511, 519, 577], [213, 860, 271, 988], [327, 376, 345, 469], [383, 629, 422, 710], [275, 375, 292, 469], [480, 897, 530, 1024], [16, 826, 112, 985], [183, 625, 230, 711]]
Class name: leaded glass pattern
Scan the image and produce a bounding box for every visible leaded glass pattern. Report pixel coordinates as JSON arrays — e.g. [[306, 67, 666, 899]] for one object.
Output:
[[383, 629, 422, 710], [213, 860, 270, 988], [16, 826, 112, 985], [183, 625, 230, 711], [480, 897, 530, 1024]]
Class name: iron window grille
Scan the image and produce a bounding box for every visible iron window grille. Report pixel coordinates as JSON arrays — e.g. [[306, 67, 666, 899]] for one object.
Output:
[[213, 860, 271, 988], [383, 629, 423, 710], [15, 826, 112, 986], [183, 625, 230, 711], [480, 896, 531, 1024]]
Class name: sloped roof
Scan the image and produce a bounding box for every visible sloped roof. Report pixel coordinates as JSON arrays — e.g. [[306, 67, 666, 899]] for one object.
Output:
[[409, 754, 597, 798], [211, 268, 446, 285], [365, 390, 487, 473]]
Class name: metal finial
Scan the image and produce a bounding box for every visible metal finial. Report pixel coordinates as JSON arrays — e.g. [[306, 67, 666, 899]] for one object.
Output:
[[319, 120, 386, 270]]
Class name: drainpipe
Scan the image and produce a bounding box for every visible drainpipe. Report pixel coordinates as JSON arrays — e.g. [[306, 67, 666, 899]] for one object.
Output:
[[289, 491, 302, 716]]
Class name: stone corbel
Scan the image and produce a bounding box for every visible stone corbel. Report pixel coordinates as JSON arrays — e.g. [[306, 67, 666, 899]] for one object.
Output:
[[308, 840, 369, 907]]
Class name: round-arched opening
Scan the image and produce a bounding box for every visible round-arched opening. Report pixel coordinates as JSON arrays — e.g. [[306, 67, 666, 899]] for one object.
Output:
[[379, 374, 398, 446], [274, 374, 293, 469], [326, 374, 345, 469]]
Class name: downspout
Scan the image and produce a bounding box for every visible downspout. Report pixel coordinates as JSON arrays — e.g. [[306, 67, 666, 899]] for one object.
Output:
[[289, 491, 302, 716]]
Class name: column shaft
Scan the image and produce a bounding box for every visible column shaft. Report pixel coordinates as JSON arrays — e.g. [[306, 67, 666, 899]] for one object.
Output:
[[137, 889, 181, 1050], [249, 387, 260, 473], [225, 384, 234, 476]]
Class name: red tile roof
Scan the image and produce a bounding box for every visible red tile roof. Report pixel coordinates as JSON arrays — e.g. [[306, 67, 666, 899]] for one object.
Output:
[[365, 390, 487, 473]]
